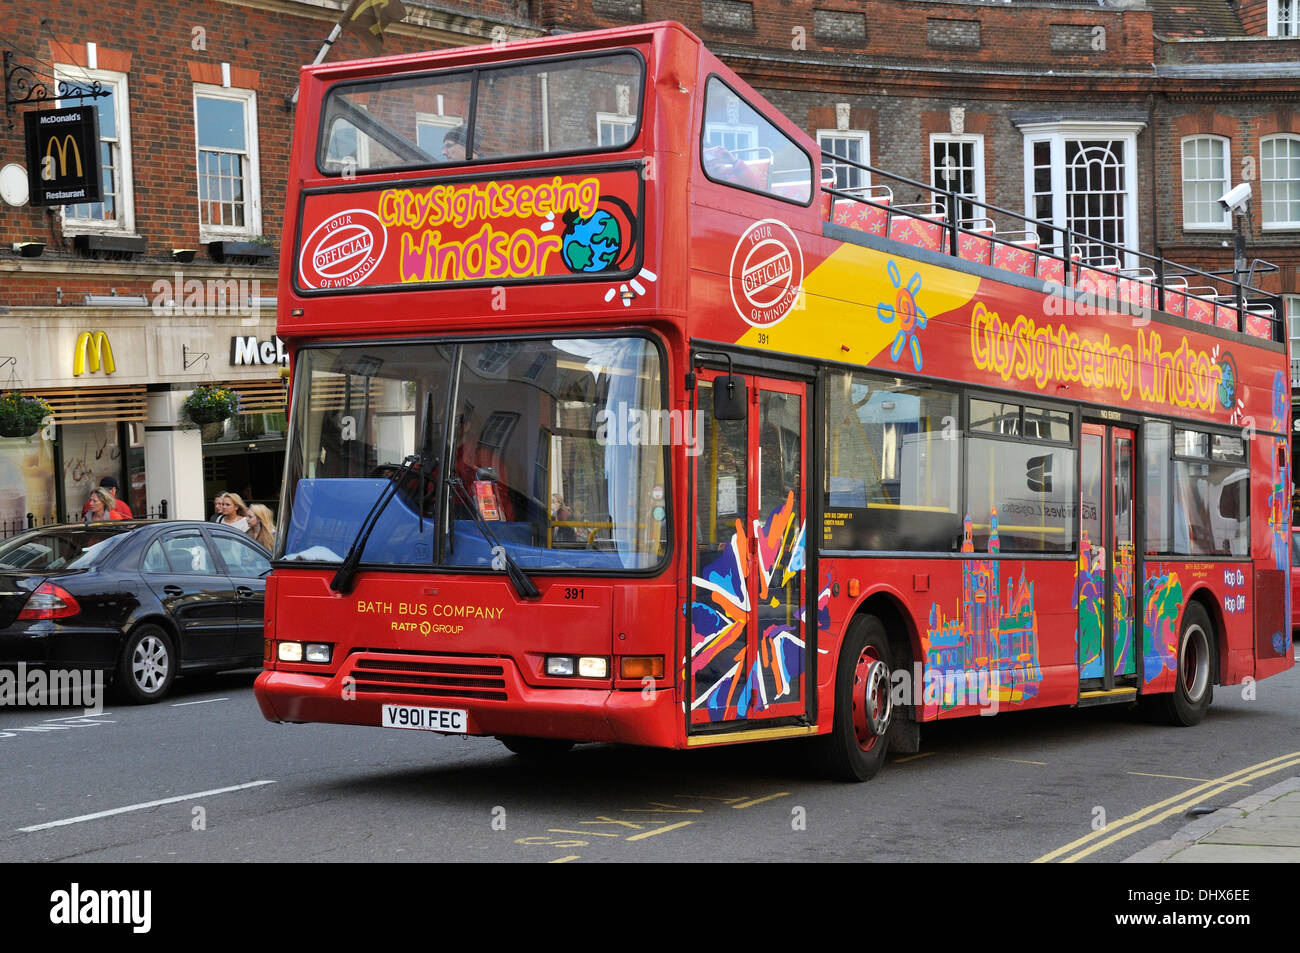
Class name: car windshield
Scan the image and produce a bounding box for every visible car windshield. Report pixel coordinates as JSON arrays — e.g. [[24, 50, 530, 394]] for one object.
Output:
[[280, 336, 669, 572], [0, 526, 130, 571]]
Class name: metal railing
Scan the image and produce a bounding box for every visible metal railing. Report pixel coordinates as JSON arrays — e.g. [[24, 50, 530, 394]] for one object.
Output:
[[0, 500, 169, 540], [821, 152, 1285, 343]]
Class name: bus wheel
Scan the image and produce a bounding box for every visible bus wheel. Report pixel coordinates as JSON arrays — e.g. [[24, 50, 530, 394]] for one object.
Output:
[[814, 615, 893, 782], [498, 736, 575, 759], [1146, 602, 1215, 727]]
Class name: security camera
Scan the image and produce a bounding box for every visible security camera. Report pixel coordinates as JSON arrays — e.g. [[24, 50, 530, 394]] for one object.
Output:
[[1218, 182, 1252, 214]]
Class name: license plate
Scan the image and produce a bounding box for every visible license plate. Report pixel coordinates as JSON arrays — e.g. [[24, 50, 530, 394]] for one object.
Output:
[[381, 704, 468, 734]]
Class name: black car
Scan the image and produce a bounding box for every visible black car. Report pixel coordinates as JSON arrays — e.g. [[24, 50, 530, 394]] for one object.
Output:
[[0, 520, 271, 703]]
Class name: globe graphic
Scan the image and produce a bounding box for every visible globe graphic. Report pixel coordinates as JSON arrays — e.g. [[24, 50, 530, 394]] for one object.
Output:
[[561, 210, 622, 273]]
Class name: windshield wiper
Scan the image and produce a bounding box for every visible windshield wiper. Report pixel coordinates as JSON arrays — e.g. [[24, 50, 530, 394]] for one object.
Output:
[[330, 394, 439, 595], [446, 469, 540, 601]]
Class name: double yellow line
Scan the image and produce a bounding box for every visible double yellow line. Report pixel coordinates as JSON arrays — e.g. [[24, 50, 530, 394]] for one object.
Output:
[[1036, 750, 1300, 863]]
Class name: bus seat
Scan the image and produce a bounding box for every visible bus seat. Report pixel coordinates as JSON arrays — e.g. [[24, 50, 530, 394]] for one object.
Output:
[[888, 202, 945, 251], [958, 218, 995, 265], [992, 230, 1037, 276]]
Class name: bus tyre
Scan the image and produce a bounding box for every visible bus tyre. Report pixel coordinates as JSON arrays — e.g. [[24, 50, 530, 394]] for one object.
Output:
[[815, 615, 893, 782], [1147, 602, 1215, 727], [498, 736, 575, 759], [116, 624, 176, 704]]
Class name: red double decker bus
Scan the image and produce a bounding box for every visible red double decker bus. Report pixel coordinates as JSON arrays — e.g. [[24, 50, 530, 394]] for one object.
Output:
[[255, 21, 1292, 780]]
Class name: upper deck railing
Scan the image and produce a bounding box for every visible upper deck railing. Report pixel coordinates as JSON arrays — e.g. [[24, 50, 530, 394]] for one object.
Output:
[[819, 151, 1284, 345]]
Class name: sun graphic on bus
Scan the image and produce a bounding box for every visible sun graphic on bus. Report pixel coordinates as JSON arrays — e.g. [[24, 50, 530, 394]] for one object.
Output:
[[877, 259, 927, 371]]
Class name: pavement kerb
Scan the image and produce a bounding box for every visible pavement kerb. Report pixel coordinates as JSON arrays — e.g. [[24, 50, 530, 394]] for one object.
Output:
[[1122, 775, 1300, 863]]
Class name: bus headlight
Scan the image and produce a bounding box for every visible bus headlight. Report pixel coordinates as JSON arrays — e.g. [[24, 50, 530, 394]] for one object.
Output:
[[545, 655, 608, 678], [277, 641, 332, 663]]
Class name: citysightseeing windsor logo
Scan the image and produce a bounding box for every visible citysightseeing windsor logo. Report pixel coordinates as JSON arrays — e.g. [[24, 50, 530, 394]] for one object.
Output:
[[294, 169, 642, 293], [730, 219, 804, 329]]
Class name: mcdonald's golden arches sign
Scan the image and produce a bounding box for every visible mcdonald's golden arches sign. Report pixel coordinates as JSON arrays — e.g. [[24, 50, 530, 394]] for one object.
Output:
[[23, 106, 102, 207], [73, 330, 115, 377]]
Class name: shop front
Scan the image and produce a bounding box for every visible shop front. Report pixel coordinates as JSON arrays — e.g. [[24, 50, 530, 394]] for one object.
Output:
[[0, 308, 286, 533]]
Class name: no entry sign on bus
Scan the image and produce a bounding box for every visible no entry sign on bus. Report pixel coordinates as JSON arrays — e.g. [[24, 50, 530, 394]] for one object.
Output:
[[296, 167, 642, 292]]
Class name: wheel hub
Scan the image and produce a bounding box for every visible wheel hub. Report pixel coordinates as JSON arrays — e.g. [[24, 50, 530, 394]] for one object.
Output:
[[852, 650, 892, 751]]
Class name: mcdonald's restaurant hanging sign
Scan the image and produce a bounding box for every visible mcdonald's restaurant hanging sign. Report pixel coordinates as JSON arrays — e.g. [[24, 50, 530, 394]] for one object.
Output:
[[23, 106, 102, 207]]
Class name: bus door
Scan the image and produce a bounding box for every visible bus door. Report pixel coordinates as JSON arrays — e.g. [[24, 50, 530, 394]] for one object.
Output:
[[1078, 422, 1138, 687], [690, 370, 809, 729]]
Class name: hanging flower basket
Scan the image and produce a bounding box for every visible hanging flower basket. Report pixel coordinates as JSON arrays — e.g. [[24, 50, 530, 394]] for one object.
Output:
[[182, 384, 240, 426], [0, 392, 53, 439]]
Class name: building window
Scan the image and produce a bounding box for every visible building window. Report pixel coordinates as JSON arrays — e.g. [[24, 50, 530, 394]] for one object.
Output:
[[931, 134, 985, 226], [1022, 122, 1142, 264], [596, 113, 635, 147], [1181, 136, 1230, 230], [1268, 0, 1300, 36], [1261, 135, 1300, 229], [54, 66, 134, 234], [193, 85, 261, 239], [818, 131, 870, 191]]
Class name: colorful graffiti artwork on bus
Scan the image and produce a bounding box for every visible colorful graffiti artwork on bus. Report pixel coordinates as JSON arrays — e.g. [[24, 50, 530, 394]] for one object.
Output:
[[922, 528, 1042, 718], [1142, 571, 1183, 690], [1076, 529, 1104, 679], [1270, 436, 1289, 573], [877, 259, 928, 372], [690, 493, 806, 722], [1272, 369, 1287, 434], [1113, 543, 1135, 676]]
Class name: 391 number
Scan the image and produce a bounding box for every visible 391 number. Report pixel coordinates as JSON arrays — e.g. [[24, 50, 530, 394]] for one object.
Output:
[[564, 587, 585, 600]]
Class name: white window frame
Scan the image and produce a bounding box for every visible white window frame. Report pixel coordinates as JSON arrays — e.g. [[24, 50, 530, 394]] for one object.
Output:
[[1261, 134, 1300, 230], [193, 84, 262, 241], [930, 133, 986, 224], [1180, 135, 1231, 231], [1021, 121, 1143, 266], [1268, 0, 1300, 36], [595, 112, 635, 148], [1287, 295, 1300, 388], [817, 130, 871, 192], [53, 64, 135, 235]]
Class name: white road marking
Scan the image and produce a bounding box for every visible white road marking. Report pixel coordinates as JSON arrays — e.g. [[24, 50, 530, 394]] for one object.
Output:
[[19, 780, 275, 832], [171, 697, 229, 707]]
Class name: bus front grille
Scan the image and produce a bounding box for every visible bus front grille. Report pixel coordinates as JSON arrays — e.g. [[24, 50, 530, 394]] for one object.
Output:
[[350, 657, 509, 701]]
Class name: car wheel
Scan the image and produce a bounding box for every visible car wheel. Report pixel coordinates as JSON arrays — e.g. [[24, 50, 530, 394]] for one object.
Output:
[[497, 736, 575, 759], [813, 615, 894, 782], [1145, 602, 1214, 727], [116, 624, 176, 704]]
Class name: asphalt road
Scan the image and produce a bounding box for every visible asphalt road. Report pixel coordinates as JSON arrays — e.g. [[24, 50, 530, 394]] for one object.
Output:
[[2, 658, 1298, 865]]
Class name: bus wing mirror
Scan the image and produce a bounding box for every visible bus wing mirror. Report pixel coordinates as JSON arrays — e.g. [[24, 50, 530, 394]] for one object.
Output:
[[713, 376, 747, 421]]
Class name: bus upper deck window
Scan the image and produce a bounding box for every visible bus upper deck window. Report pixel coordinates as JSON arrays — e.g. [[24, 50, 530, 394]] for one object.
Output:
[[700, 76, 811, 204]]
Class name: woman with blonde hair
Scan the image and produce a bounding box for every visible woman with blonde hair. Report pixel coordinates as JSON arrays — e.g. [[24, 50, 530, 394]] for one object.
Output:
[[84, 488, 125, 524], [216, 492, 251, 532], [245, 503, 276, 551]]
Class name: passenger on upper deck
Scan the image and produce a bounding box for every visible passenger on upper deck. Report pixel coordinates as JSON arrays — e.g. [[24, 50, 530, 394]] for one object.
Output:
[[442, 126, 466, 162]]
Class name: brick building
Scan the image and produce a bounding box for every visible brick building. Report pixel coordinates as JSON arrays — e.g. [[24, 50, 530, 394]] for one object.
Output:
[[0, 0, 537, 527], [1, 0, 1295, 527]]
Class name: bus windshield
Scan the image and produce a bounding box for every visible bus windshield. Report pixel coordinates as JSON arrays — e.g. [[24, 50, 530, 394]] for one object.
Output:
[[281, 336, 668, 572], [318, 51, 644, 174]]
